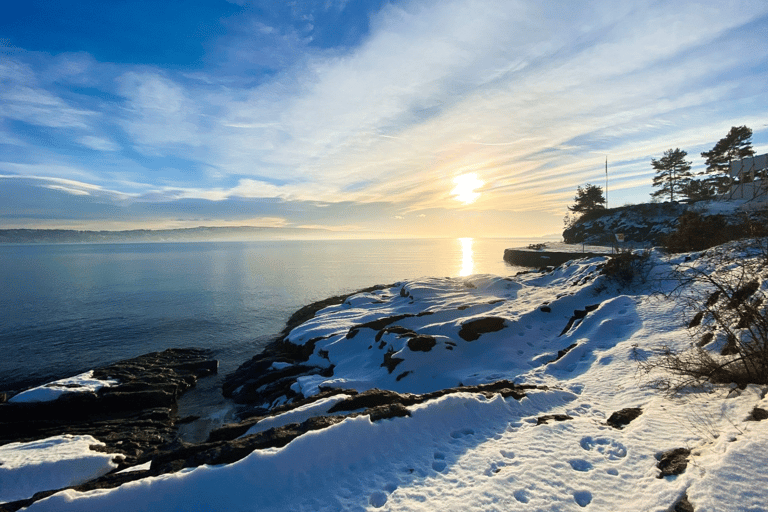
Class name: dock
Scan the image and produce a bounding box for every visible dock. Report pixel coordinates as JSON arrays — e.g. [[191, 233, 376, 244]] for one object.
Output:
[[504, 243, 612, 268]]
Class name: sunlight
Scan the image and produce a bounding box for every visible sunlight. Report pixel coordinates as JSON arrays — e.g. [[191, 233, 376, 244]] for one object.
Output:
[[458, 237, 474, 276], [451, 173, 483, 204]]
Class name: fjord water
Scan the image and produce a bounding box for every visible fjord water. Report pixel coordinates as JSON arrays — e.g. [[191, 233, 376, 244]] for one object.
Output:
[[0, 238, 531, 392]]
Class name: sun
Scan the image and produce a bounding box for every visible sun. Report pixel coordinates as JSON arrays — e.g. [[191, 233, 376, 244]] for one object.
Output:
[[451, 173, 484, 204]]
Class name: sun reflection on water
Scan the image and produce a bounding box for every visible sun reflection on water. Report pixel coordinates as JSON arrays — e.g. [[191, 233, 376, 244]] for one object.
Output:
[[459, 237, 474, 276]]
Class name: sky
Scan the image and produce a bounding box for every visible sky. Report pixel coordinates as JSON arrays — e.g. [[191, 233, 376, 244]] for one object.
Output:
[[1, 0, 767, 238]]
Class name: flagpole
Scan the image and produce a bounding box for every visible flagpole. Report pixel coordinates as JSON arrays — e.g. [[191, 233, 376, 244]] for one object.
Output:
[[605, 156, 608, 209]]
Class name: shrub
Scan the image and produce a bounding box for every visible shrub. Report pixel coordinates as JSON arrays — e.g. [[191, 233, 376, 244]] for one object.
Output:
[[664, 210, 768, 253], [643, 238, 768, 391], [601, 249, 652, 287], [664, 212, 735, 253]]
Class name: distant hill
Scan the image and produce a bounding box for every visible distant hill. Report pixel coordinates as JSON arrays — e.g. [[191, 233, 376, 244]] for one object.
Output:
[[0, 226, 348, 244]]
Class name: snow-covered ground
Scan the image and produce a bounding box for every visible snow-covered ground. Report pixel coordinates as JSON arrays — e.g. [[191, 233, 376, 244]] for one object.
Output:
[[0, 436, 121, 504], [8, 371, 117, 404], [5, 245, 768, 511]]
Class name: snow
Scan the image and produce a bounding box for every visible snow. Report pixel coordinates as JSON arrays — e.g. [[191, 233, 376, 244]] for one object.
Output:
[[8, 370, 117, 403], [7, 245, 768, 511], [0, 435, 121, 504], [241, 394, 354, 437]]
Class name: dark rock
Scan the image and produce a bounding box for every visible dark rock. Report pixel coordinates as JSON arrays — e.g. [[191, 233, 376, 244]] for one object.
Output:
[[375, 325, 413, 342], [357, 314, 415, 332], [750, 407, 768, 421], [536, 414, 573, 425], [407, 335, 437, 352], [396, 371, 412, 381], [540, 306, 551, 313], [672, 494, 695, 512], [0, 348, 218, 481], [458, 317, 506, 341], [705, 290, 722, 307], [328, 389, 418, 413], [381, 348, 405, 373], [697, 332, 714, 347], [558, 305, 600, 337], [550, 343, 578, 363], [368, 403, 411, 422], [657, 448, 691, 478], [688, 311, 704, 328], [606, 407, 642, 429]]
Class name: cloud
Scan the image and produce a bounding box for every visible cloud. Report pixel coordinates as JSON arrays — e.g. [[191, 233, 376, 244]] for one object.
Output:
[[1, 0, 768, 236], [0, 61, 96, 128], [116, 71, 202, 151], [77, 135, 121, 152]]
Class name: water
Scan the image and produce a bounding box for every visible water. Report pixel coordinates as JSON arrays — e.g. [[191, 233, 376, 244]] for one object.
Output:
[[0, 238, 533, 393]]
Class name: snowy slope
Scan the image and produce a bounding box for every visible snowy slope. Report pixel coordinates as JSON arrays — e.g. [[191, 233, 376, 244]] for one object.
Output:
[[6, 246, 768, 511]]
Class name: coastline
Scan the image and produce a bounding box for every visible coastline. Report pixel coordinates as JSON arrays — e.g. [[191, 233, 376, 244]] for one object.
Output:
[[3, 243, 768, 511]]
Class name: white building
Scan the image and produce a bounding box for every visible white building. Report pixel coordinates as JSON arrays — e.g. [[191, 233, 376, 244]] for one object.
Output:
[[720, 153, 768, 204]]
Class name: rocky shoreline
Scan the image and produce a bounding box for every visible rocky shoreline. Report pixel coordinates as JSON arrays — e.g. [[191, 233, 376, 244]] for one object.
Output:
[[0, 283, 552, 511]]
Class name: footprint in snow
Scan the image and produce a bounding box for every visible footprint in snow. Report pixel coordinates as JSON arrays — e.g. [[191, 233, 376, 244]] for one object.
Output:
[[500, 449, 515, 459], [568, 459, 593, 472], [513, 490, 530, 503], [432, 451, 447, 472], [574, 490, 593, 507], [484, 460, 507, 476], [369, 491, 388, 508], [580, 436, 627, 460], [450, 428, 475, 439]]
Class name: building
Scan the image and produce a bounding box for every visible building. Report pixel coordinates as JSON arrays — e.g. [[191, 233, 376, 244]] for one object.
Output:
[[720, 153, 768, 205]]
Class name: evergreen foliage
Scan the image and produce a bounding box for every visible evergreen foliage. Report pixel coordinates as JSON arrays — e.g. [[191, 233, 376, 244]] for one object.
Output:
[[700, 125, 755, 193], [567, 184, 606, 215], [651, 148, 693, 202], [680, 179, 715, 202]]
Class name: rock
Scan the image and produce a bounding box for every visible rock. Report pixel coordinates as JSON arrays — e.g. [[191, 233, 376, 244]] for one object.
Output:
[[606, 407, 643, 429], [458, 317, 506, 341], [672, 494, 695, 512], [549, 343, 578, 363], [368, 403, 411, 422], [0, 348, 218, 467], [750, 407, 768, 421], [381, 348, 405, 373], [328, 389, 418, 413], [657, 448, 691, 478], [562, 202, 688, 245], [688, 311, 704, 328], [536, 414, 573, 425], [407, 335, 437, 352]]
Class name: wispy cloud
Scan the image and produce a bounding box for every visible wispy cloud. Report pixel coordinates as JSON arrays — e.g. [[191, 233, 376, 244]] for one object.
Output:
[[1, 0, 767, 235]]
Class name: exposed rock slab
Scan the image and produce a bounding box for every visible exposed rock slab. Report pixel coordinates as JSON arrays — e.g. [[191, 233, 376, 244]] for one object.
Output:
[[0, 348, 217, 467]]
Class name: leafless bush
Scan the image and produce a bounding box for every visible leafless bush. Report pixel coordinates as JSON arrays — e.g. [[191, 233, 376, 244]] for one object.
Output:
[[601, 248, 653, 287], [643, 238, 768, 391]]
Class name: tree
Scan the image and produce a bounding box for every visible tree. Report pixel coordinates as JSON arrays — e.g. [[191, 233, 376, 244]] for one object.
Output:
[[651, 148, 693, 202], [700, 126, 755, 193], [568, 184, 606, 215], [680, 179, 715, 202]]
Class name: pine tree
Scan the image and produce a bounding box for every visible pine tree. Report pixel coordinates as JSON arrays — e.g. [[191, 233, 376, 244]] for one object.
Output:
[[651, 148, 693, 202], [568, 184, 606, 215], [700, 126, 755, 193]]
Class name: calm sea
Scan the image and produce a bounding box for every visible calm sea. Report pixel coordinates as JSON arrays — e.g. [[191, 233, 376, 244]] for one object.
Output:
[[0, 238, 536, 393]]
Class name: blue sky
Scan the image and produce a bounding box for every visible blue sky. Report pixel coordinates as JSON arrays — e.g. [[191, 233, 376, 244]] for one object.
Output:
[[1, 0, 767, 238]]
